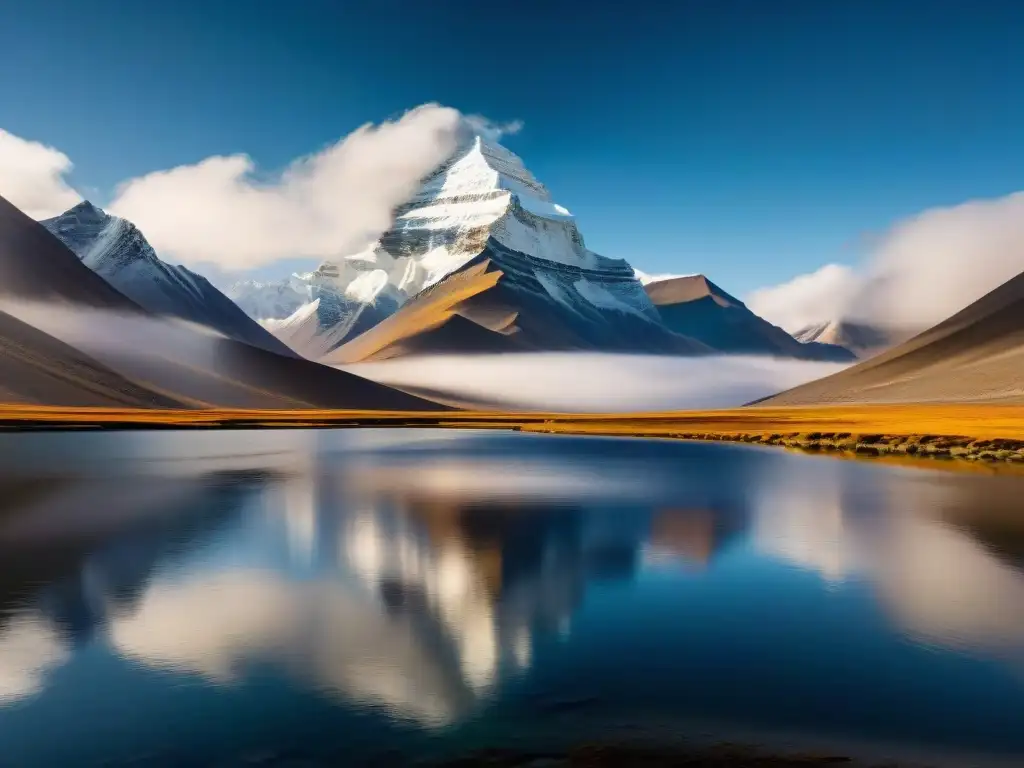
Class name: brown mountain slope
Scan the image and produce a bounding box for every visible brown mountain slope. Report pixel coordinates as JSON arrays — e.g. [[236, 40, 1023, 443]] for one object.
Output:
[[755, 270, 1024, 406], [324, 260, 521, 364], [326, 256, 708, 364], [0, 195, 444, 411], [0, 308, 182, 407]]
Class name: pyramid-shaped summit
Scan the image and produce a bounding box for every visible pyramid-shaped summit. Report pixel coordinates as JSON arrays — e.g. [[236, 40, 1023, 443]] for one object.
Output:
[[316, 135, 711, 361], [373, 134, 644, 295], [235, 132, 704, 359]]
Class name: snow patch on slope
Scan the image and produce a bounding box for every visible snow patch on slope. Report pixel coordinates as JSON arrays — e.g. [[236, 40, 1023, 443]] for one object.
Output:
[[534, 270, 581, 312], [262, 298, 320, 333], [345, 270, 391, 303], [573, 278, 646, 317]]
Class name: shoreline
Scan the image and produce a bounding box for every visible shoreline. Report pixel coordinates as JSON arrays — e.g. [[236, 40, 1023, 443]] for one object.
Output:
[[549, 430, 1024, 464], [3, 404, 1024, 465]]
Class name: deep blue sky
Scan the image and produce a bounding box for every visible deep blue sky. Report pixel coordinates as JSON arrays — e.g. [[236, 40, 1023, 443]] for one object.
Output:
[[3, 0, 1024, 293]]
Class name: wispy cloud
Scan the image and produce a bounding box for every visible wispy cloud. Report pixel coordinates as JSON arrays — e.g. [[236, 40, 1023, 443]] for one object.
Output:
[[746, 264, 864, 333], [462, 115, 524, 143], [108, 104, 464, 271], [0, 129, 81, 219]]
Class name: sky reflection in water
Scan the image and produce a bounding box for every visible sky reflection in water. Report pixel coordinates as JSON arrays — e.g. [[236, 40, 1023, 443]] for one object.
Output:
[[1, 430, 1024, 766]]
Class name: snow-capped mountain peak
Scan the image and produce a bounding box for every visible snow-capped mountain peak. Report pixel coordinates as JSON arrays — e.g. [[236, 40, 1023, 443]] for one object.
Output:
[[231, 130, 683, 358], [381, 132, 599, 284], [41, 203, 292, 355]]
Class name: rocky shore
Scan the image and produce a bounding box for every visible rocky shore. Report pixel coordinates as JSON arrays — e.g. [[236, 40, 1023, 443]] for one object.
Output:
[[666, 431, 1024, 463]]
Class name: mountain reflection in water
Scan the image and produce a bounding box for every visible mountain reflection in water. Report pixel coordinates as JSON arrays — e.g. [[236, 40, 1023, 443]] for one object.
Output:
[[1, 429, 1024, 767]]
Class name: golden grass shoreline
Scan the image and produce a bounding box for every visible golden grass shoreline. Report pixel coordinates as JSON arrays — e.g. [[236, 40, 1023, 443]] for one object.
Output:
[[0, 402, 1022, 432], [3, 403, 1024, 465]]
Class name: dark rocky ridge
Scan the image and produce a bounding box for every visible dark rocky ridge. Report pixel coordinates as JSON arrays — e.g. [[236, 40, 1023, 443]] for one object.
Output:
[[645, 275, 854, 361]]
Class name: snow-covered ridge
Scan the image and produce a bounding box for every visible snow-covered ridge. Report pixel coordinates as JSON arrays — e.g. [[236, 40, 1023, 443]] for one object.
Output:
[[381, 135, 598, 284], [41, 202, 290, 354], [43, 202, 208, 301]]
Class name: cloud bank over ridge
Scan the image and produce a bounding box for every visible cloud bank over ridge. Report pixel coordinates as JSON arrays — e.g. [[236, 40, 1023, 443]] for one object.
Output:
[[109, 104, 464, 271], [748, 192, 1024, 332]]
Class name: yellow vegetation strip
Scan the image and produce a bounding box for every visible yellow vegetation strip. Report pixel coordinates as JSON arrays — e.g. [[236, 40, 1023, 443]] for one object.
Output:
[[0, 403, 1022, 435], [5, 404, 1024, 464]]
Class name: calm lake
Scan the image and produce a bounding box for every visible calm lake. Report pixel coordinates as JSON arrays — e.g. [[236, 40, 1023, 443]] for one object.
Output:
[[1, 429, 1024, 767]]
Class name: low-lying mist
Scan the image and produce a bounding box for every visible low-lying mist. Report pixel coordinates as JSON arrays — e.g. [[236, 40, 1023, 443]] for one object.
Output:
[[0, 302, 845, 412], [344, 353, 847, 412], [0, 300, 226, 361]]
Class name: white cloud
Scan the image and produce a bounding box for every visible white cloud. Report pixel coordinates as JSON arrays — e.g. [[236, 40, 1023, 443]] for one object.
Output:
[[344, 352, 847, 412], [2, 107, 530, 273], [853, 192, 1024, 328], [108, 104, 464, 270], [0, 129, 81, 219], [745, 264, 864, 333], [462, 115, 524, 143], [748, 191, 1024, 332]]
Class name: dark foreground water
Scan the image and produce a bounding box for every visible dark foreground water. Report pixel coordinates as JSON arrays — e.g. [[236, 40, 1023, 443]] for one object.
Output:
[[2, 430, 1024, 767]]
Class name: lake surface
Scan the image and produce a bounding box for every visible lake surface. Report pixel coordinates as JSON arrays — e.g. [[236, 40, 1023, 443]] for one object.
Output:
[[2, 429, 1024, 767]]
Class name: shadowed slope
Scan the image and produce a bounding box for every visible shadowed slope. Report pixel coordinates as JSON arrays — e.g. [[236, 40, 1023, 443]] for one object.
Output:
[[757, 270, 1024, 405], [0, 309, 182, 407], [0, 196, 143, 311], [645, 275, 854, 361]]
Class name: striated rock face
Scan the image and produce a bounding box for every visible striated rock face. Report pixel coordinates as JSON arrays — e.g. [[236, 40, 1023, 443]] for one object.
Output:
[[245, 134, 701, 358], [42, 202, 292, 356], [378, 135, 603, 285], [374, 135, 667, 327], [644, 275, 855, 362]]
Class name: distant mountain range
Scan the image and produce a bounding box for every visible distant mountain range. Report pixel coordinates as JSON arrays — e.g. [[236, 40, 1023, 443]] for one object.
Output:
[[231, 135, 845, 362], [228, 258, 403, 359], [11, 160, 1024, 412], [792, 319, 912, 359], [0, 129, 918, 413]]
